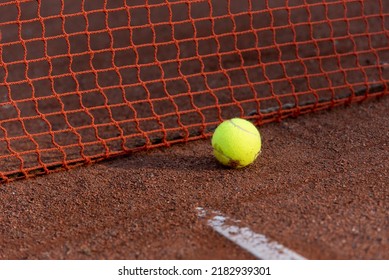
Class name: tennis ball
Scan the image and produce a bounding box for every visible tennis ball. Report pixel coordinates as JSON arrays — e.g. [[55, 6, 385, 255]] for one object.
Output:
[[211, 118, 261, 168]]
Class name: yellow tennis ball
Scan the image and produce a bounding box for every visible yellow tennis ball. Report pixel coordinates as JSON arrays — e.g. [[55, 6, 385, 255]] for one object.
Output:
[[211, 118, 261, 168]]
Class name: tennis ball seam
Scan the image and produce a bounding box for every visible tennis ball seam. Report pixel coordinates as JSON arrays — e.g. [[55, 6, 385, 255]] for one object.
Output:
[[213, 144, 244, 168], [229, 119, 259, 137]]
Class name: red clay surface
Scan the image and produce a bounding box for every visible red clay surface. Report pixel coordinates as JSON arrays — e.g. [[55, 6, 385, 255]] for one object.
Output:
[[0, 96, 388, 260]]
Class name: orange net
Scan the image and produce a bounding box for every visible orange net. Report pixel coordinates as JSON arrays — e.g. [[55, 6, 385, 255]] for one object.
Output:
[[0, 0, 388, 182]]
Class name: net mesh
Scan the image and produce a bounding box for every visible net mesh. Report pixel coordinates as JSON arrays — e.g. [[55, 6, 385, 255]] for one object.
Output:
[[0, 0, 388, 182]]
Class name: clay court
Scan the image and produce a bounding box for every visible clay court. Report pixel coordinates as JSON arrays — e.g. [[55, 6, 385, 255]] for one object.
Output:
[[0, 0, 388, 259]]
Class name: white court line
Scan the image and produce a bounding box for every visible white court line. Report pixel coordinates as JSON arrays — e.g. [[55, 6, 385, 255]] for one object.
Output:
[[197, 207, 306, 260]]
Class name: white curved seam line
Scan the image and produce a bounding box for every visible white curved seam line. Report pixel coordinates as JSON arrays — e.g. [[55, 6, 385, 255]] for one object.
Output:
[[229, 119, 259, 137]]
